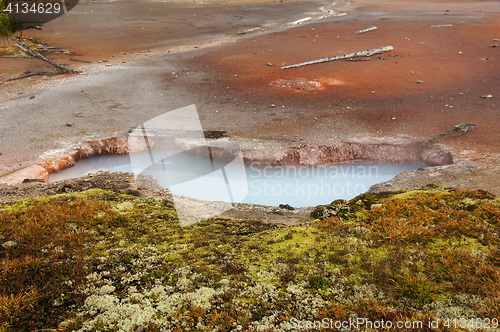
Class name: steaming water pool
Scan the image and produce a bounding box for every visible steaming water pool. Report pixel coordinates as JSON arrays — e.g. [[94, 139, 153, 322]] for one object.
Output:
[[49, 153, 425, 207]]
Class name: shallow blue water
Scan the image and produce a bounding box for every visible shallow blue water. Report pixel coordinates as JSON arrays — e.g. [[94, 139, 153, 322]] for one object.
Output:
[[50, 153, 424, 207]]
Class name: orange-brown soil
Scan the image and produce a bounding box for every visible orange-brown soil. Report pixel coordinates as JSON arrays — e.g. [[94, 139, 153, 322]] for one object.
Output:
[[0, 0, 499, 196], [186, 12, 500, 148]]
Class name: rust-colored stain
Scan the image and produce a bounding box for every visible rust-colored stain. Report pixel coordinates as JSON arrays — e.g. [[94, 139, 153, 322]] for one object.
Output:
[[189, 16, 500, 147]]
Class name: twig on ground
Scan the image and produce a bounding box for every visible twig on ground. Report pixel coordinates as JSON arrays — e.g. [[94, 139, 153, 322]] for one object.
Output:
[[0, 55, 33, 58], [281, 46, 393, 69], [431, 24, 452, 28], [16, 42, 76, 73], [0, 71, 67, 85], [289, 17, 311, 25], [70, 58, 91, 63], [429, 123, 476, 143], [355, 26, 377, 34], [345, 57, 372, 62]]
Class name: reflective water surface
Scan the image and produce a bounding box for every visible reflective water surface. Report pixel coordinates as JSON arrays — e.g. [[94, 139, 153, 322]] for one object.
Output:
[[49, 153, 425, 207]]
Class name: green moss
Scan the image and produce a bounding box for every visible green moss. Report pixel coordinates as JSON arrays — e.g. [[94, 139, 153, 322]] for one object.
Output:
[[428, 237, 491, 254], [2, 187, 499, 331], [392, 189, 451, 200]]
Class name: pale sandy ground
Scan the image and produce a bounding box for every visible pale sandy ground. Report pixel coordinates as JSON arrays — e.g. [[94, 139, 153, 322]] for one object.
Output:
[[0, 0, 499, 200]]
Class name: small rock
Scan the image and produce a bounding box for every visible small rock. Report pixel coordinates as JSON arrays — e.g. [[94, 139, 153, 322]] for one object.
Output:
[[29, 95, 35, 99], [491, 44, 499, 48], [267, 62, 274, 66], [126, 189, 140, 196], [417, 80, 423, 84], [270, 104, 276, 107], [481, 94, 493, 99], [279, 204, 295, 210], [66, 123, 72, 127]]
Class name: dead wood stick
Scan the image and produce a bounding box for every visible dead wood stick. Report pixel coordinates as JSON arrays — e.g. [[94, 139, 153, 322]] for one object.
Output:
[[16, 42, 75, 73], [428, 123, 476, 143], [0, 55, 32, 58], [70, 58, 91, 63], [0, 71, 66, 85], [431, 24, 453, 28], [281, 46, 393, 69], [355, 26, 377, 34], [345, 57, 372, 62]]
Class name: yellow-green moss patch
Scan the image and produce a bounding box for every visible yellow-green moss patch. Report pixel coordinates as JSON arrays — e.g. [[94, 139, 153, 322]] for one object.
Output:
[[1, 187, 499, 331]]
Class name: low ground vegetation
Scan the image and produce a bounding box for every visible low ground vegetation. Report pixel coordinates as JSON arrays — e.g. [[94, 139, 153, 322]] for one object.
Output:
[[1, 186, 499, 331]]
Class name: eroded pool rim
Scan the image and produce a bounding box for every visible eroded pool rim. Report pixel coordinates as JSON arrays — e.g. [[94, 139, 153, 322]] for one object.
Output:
[[0, 134, 453, 185]]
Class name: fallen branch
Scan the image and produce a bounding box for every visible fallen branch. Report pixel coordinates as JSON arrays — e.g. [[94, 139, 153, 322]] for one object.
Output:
[[70, 58, 91, 63], [16, 42, 75, 73], [429, 123, 476, 143], [355, 26, 377, 34], [281, 46, 393, 69], [0, 71, 66, 85], [289, 17, 311, 25], [345, 57, 372, 62], [431, 24, 452, 28], [0, 55, 33, 58]]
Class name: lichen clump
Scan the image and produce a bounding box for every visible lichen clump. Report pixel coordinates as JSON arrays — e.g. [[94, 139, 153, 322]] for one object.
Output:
[[1, 187, 499, 331]]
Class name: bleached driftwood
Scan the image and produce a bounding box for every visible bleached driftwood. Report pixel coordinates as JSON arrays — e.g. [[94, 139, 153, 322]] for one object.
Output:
[[16, 42, 75, 73], [290, 17, 311, 25], [345, 57, 371, 62], [281, 46, 393, 69], [355, 26, 377, 34], [431, 24, 452, 28]]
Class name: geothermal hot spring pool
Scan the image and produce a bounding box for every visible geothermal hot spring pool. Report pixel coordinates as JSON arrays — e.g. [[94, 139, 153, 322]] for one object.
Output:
[[49, 152, 425, 207]]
